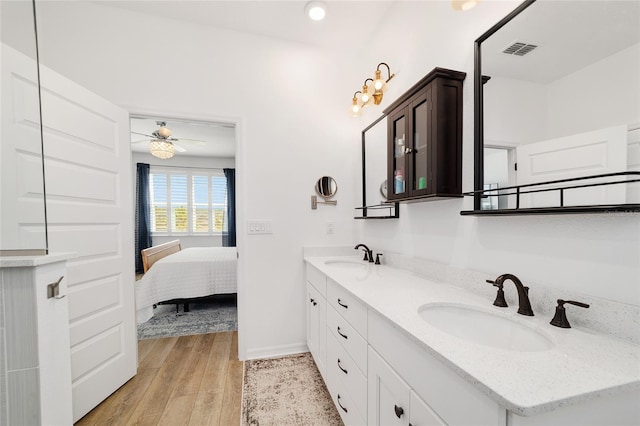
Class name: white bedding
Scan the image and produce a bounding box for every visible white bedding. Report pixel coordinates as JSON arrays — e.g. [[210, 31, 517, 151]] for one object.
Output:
[[135, 247, 237, 323]]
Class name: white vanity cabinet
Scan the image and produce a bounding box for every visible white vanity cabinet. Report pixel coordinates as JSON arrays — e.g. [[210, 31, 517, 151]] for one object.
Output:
[[306, 265, 327, 378], [0, 255, 73, 425]]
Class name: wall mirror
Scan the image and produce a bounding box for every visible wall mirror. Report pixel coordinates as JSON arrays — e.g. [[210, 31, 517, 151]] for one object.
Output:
[[316, 176, 338, 199], [1, 0, 48, 254], [470, 0, 640, 214], [356, 115, 398, 219]]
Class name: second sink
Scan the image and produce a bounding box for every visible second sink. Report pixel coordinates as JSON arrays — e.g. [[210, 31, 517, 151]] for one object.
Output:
[[418, 303, 554, 352]]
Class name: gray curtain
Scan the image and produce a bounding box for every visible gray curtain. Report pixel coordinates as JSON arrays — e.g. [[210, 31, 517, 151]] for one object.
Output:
[[222, 168, 236, 247], [135, 163, 152, 273]]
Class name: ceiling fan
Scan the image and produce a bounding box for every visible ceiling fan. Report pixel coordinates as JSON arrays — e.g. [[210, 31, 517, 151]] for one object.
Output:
[[131, 121, 204, 159]]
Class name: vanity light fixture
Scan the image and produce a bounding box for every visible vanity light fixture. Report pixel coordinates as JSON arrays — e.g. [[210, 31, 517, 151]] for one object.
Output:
[[372, 62, 395, 105], [361, 78, 373, 106], [351, 91, 362, 116], [350, 63, 395, 115], [305, 1, 327, 21], [149, 139, 175, 159], [452, 0, 479, 11]]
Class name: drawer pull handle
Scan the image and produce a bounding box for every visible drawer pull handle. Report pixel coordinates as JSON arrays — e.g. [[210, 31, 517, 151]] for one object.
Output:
[[337, 358, 348, 374], [394, 404, 404, 419], [337, 326, 348, 340], [337, 298, 348, 309], [337, 394, 348, 413]]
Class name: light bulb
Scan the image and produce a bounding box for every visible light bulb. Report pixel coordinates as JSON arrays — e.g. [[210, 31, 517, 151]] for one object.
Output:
[[373, 69, 385, 91], [361, 85, 371, 105], [305, 1, 326, 21]]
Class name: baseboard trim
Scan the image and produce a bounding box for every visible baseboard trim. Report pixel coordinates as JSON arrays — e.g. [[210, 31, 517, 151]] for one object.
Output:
[[245, 342, 309, 361]]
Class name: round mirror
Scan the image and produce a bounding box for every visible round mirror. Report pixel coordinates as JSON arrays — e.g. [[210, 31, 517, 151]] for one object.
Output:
[[380, 179, 388, 200], [315, 176, 337, 199]]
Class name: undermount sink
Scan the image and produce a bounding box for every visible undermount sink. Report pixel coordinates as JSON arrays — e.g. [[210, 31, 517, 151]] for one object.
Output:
[[323, 259, 369, 268], [418, 303, 554, 352]]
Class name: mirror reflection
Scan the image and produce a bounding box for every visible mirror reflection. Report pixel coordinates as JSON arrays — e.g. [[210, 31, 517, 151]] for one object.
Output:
[[315, 176, 337, 199], [1, 0, 48, 253], [480, 0, 640, 210], [358, 115, 398, 219]]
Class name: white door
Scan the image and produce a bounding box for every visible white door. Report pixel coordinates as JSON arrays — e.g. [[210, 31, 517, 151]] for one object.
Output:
[[516, 125, 627, 207], [38, 63, 137, 420], [0, 44, 48, 251]]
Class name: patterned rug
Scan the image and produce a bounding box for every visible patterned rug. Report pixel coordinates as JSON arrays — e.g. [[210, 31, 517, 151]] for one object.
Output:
[[137, 295, 237, 340], [242, 353, 343, 426]]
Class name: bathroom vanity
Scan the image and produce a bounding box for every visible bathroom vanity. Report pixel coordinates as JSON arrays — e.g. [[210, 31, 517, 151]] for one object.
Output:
[[304, 255, 640, 426]]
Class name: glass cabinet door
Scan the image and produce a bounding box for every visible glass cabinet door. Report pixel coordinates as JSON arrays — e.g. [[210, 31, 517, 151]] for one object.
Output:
[[391, 114, 407, 196], [411, 96, 429, 193]]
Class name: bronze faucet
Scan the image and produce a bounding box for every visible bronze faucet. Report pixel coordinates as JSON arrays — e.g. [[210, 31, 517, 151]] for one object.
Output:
[[354, 244, 374, 262], [486, 273, 534, 316]]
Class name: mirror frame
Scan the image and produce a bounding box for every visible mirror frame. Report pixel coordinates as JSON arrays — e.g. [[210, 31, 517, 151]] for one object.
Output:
[[473, 0, 536, 211], [471, 0, 640, 215], [315, 176, 338, 200], [357, 114, 399, 219]]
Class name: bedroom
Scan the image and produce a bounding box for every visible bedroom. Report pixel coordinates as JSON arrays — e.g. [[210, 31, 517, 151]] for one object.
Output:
[[1, 0, 638, 424]]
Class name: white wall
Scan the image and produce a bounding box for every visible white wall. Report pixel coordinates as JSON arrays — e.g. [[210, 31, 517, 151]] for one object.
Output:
[[35, 1, 361, 359], [33, 1, 640, 363], [131, 152, 235, 249], [355, 1, 640, 307]]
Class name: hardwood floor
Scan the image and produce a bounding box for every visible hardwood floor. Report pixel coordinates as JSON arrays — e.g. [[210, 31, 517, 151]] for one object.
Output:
[[76, 331, 243, 426]]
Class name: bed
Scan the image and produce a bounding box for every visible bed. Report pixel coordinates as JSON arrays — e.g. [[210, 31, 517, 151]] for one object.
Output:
[[135, 240, 237, 324]]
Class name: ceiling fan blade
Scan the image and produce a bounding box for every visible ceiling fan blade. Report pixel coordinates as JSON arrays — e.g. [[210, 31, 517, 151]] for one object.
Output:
[[131, 139, 150, 144], [173, 143, 187, 153], [174, 138, 206, 146], [132, 131, 155, 138]]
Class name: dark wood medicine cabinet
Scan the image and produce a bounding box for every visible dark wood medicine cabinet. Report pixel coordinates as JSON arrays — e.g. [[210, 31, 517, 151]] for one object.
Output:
[[464, 0, 640, 216], [385, 67, 466, 203]]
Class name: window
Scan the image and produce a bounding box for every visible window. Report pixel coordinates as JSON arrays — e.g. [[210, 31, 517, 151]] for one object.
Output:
[[149, 167, 227, 235]]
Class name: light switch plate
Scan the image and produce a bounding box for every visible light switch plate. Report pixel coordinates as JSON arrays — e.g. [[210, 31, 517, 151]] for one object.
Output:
[[247, 219, 273, 234]]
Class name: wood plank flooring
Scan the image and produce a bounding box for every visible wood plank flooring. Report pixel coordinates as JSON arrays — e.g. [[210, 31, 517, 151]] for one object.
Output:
[[76, 331, 243, 426]]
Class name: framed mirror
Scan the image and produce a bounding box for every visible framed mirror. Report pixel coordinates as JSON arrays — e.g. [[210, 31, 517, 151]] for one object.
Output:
[[1, 0, 48, 254], [315, 176, 337, 199], [470, 0, 640, 214], [356, 115, 399, 219]]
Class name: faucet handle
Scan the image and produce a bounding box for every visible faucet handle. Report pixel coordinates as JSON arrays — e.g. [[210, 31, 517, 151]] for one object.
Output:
[[485, 279, 508, 307], [375, 253, 383, 265], [550, 299, 590, 328]]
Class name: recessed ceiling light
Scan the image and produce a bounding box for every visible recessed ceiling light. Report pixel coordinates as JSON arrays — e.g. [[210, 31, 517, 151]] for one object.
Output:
[[305, 1, 327, 21]]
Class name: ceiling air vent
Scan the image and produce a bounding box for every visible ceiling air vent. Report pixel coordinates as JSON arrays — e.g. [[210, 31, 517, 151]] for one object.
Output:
[[503, 42, 538, 56]]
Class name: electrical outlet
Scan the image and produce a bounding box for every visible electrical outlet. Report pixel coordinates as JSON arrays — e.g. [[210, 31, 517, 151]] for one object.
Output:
[[326, 221, 334, 234]]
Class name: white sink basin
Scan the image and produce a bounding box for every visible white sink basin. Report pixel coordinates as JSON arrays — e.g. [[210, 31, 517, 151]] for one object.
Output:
[[418, 303, 554, 352], [323, 259, 369, 269]]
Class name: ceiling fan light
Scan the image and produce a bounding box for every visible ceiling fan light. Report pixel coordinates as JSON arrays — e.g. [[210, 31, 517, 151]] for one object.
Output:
[[150, 139, 175, 159], [157, 126, 172, 138], [452, 0, 478, 11]]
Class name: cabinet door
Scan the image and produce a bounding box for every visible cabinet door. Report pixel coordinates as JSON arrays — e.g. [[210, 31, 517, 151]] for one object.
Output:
[[410, 391, 446, 426], [408, 90, 432, 197], [368, 347, 411, 426], [388, 107, 410, 200], [306, 282, 326, 377]]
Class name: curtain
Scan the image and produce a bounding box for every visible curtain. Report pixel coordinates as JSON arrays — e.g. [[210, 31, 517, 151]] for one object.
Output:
[[135, 163, 152, 273], [222, 168, 236, 247]]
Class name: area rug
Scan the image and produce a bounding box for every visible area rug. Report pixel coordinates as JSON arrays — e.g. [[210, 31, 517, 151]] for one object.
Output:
[[137, 297, 237, 340], [242, 352, 343, 426]]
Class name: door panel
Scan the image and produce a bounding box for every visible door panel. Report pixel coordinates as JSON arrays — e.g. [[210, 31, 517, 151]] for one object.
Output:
[[39, 63, 136, 421]]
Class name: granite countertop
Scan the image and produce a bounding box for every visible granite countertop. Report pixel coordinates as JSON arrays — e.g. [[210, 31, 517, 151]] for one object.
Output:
[[0, 252, 76, 267], [304, 255, 640, 417]]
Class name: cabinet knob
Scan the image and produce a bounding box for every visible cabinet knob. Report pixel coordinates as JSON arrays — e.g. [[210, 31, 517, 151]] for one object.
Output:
[[394, 404, 404, 418], [404, 147, 414, 154]]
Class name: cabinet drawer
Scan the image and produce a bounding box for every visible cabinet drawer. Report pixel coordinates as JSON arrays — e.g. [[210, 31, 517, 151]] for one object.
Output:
[[327, 331, 367, 418], [327, 278, 367, 337], [327, 305, 367, 375], [326, 354, 367, 426], [306, 264, 327, 295]]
